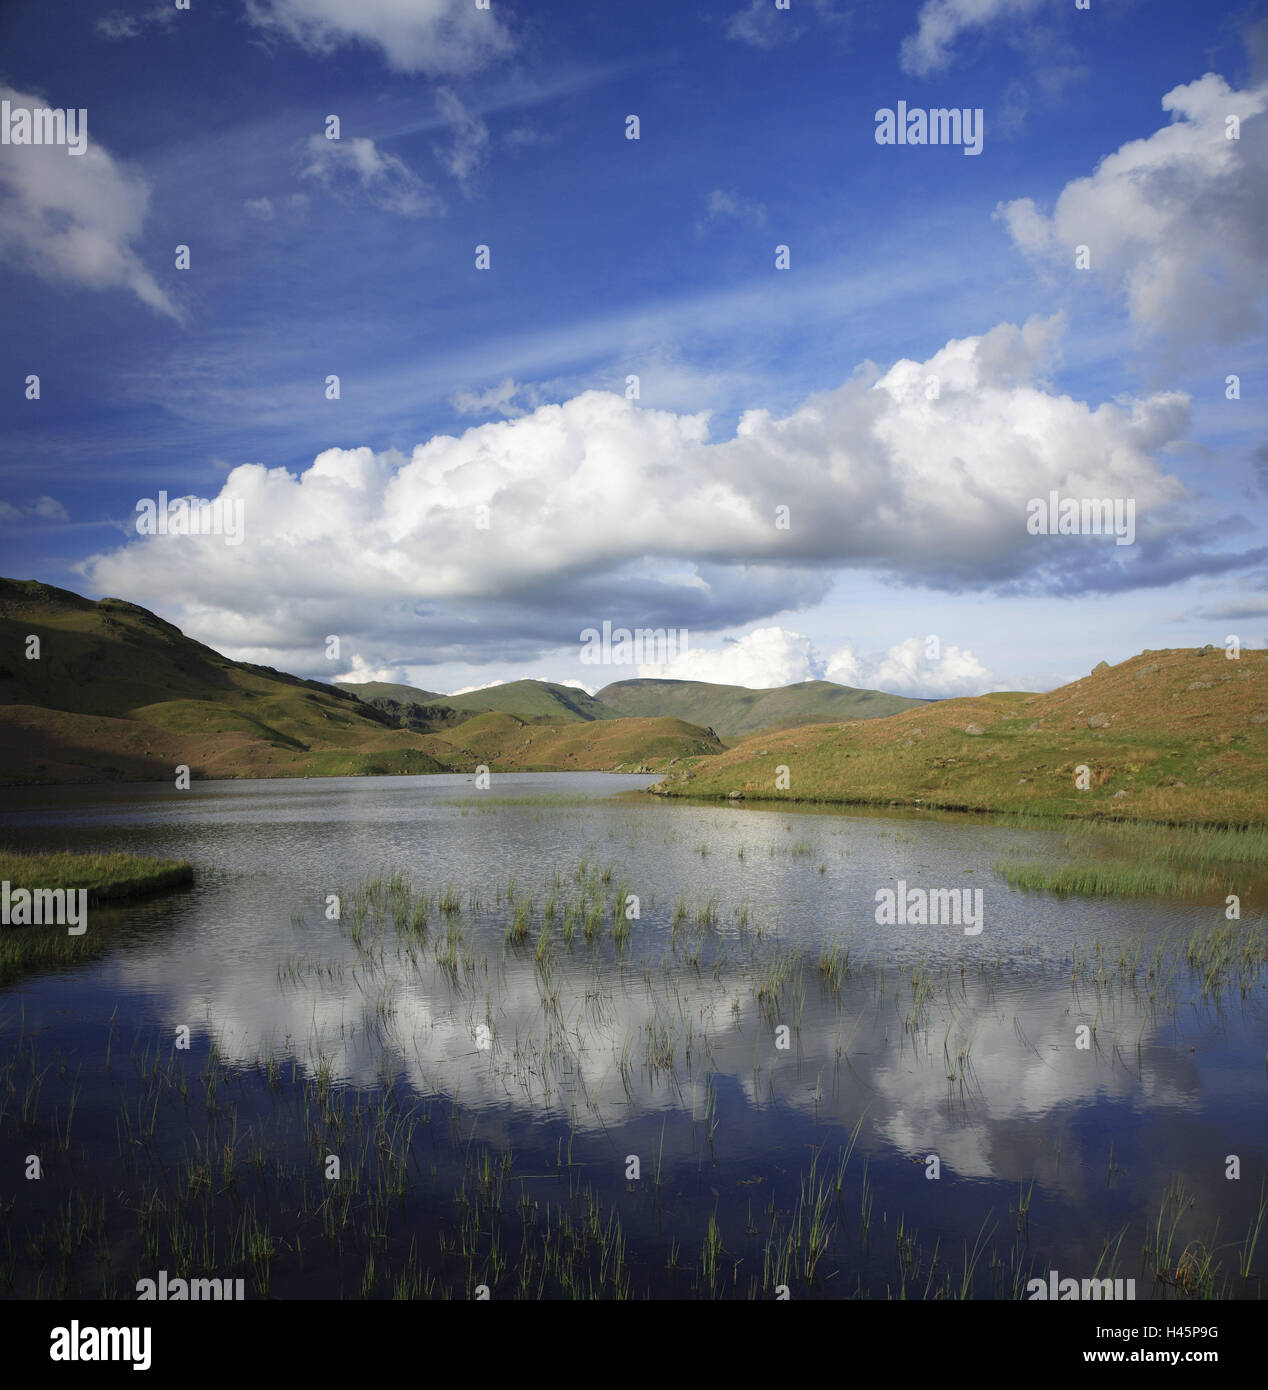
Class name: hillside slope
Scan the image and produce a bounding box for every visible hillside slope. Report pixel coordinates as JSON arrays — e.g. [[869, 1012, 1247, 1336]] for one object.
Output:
[[414, 710, 722, 771], [0, 580, 720, 784], [597, 677, 922, 738], [347, 677, 617, 724], [651, 648, 1268, 825]]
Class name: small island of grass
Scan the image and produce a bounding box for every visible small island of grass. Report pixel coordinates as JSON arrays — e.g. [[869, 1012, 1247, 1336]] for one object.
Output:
[[0, 848, 193, 983]]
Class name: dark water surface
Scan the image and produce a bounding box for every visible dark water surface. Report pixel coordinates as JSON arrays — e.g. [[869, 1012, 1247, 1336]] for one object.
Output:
[[1, 774, 1264, 1298]]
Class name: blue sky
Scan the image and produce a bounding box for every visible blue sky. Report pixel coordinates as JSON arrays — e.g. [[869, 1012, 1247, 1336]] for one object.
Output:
[[2, 0, 1266, 699]]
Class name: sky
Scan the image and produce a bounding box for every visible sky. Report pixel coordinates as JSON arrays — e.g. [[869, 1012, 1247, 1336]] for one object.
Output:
[[2, 0, 1267, 700]]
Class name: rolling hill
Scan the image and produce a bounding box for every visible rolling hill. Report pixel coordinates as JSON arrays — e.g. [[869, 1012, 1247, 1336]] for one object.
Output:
[[597, 677, 924, 738], [0, 579, 722, 784], [346, 678, 618, 726], [649, 647, 1268, 825]]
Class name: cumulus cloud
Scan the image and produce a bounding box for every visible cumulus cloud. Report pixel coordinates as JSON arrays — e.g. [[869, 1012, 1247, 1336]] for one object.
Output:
[[81, 315, 1251, 674], [0, 84, 177, 318], [635, 627, 996, 697], [827, 637, 994, 698], [245, 0, 512, 75], [332, 654, 408, 685], [997, 74, 1268, 346], [900, 0, 1044, 75], [447, 679, 504, 697], [638, 627, 820, 689], [299, 134, 441, 217]]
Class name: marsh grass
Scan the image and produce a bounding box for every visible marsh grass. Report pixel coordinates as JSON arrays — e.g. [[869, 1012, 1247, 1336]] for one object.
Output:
[[994, 822, 1268, 900], [5, 839, 1267, 1300]]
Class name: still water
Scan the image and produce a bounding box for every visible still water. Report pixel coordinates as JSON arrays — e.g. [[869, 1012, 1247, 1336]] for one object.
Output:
[[1, 774, 1264, 1298]]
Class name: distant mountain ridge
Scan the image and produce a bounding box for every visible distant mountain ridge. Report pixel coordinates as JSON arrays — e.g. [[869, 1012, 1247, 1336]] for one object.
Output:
[[346, 673, 926, 741], [0, 579, 722, 783], [649, 647, 1268, 826], [347, 678, 616, 725], [597, 677, 925, 738]]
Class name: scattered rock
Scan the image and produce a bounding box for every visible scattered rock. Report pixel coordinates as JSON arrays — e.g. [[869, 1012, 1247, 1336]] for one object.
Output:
[[727, 790, 744, 800], [1134, 663, 1160, 680], [1187, 680, 1213, 691], [1251, 713, 1268, 724], [1017, 777, 1028, 784], [1092, 661, 1109, 673], [1086, 712, 1110, 729], [964, 722, 985, 736], [1113, 789, 1129, 799]]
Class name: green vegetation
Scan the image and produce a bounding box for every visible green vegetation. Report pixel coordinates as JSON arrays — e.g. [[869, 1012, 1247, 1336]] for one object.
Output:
[[4, 853, 1266, 1298], [350, 677, 617, 724], [0, 848, 192, 983], [652, 647, 1268, 827], [995, 822, 1268, 899], [0, 579, 721, 783], [598, 676, 922, 738], [0, 848, 193, 902]]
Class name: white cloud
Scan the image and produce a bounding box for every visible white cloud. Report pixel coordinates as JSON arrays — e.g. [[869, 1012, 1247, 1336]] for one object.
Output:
[[450, 378, 531, 418], [29, 496, 70, 522], [900, 0, 1043, 75], [997, 74, 1268, 346], [96, 5, 174, 40], [433, 88, 489, 190], [0, 496, 70, 524], [332, 654, 407, 685], [827, 637, 994, 698], [447, 679, 504, 697], [243, 197, 275, 219], [245, 0, 512, 75], [299, 134, 442, 217], [81, 315, 1210, 671], [726, 0, 845, 49], [504, 126, 550, 151], [638, 627, 819, 688], [560, 679, 595, 696], [0, 84, 178, 318], [634, 627, 996, 697], [697, 188, 766, 234]]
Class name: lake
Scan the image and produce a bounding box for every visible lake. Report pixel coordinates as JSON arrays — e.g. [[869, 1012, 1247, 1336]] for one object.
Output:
[[1, 772, 1264, 1299]]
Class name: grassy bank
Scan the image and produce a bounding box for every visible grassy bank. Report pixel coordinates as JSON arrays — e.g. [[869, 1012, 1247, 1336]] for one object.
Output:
[[0, 849, 193, 983], [993, 822, 1268, 900], [652, 647, 1268, 828], [0, 849, 193, 902]]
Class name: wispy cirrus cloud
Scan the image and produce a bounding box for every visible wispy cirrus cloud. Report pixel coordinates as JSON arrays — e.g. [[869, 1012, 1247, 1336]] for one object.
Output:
[[0, 84, 178, 319], [298, 134, 442, 217], [244, 0, 513, 75]]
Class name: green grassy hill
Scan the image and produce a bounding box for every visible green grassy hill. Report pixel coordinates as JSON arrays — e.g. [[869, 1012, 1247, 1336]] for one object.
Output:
[[347, 677, 617, 724], [0, 579, 719, 784], [650, 647, 1268, 826], [416, 710, 722, 771], [597, 676, 923, 738], [339, 680, 446, 706]]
